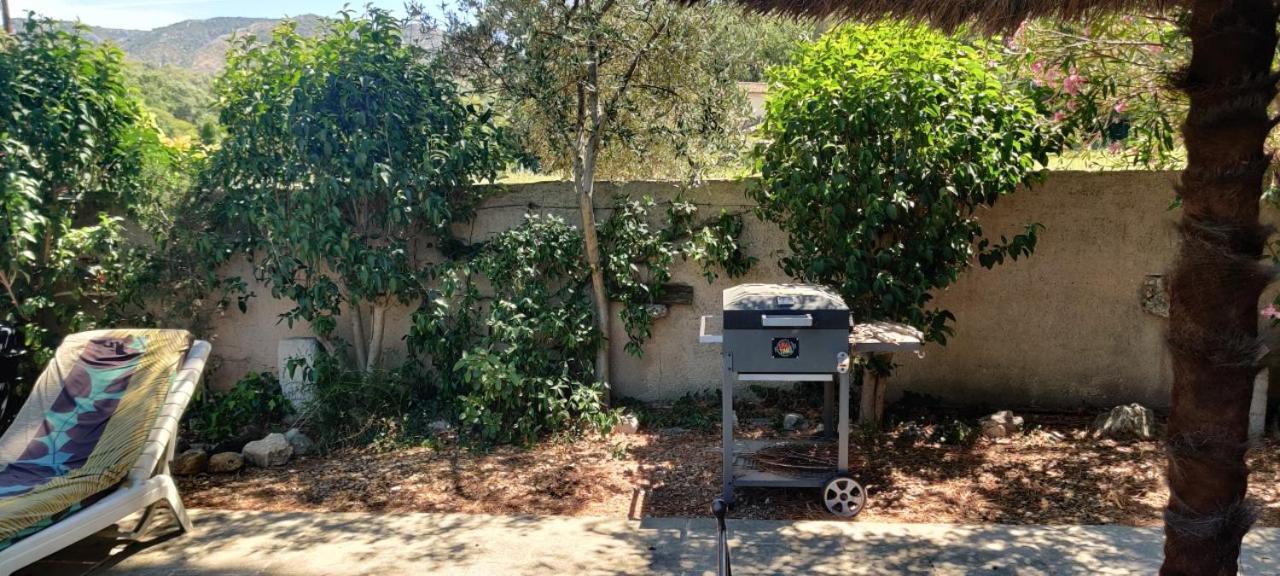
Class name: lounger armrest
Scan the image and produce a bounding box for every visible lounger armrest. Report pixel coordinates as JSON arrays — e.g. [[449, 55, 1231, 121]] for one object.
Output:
[[127, 340, 211, 485]]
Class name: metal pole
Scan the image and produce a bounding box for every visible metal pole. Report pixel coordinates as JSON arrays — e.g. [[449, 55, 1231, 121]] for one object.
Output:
[[721, 352, 735, 504], [712, 498, 732, 576], [837, 352, 851, 472]]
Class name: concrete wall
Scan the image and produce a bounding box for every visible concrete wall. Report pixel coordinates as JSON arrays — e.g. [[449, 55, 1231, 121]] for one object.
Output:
[[205, 170, 1243, 410]]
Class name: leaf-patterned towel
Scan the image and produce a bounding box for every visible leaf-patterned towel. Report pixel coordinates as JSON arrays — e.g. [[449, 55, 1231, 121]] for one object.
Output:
[[0, 330, 192, 549]]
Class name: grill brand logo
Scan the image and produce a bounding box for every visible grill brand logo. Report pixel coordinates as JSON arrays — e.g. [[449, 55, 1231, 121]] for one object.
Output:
[[771, 337, 799, 359]]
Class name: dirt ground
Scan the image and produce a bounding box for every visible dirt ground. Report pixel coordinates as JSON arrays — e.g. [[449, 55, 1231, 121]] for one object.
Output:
[[179, 411, 1280, 526]]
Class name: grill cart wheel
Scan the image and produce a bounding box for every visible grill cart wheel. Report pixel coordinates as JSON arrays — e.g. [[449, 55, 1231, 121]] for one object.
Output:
[[822, 475, 866, 518]]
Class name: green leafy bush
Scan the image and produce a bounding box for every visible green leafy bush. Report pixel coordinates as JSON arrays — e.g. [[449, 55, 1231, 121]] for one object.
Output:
[[755, 23, 1061, 348], [294, 352, 430, 447], [206, 8, 505, 374], [186, 372, 290, 445], [601, 196, 755, 356], [412, 215, 615, 445], [0, 18, 177, 377]]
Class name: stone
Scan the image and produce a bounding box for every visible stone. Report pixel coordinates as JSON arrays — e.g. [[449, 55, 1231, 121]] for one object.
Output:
[[211, 424, 264, 454], [1092, 404, 1157, 440], [1140, 275, 1169, 318], [208, 452, 244, 473], [980, 410, 1024, 439], [285, 428, 316, 456], [644, 304, 669, 320], [242, 433, 293, 467], [171, 448, 208, 476], [429, 420, 452, 434], [615, 414, 640, 435], [782, 413, 805, 431]]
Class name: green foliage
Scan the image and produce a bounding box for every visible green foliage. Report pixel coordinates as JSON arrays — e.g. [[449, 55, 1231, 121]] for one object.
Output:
[[123, 62, 219, 143], [755, 24, 1060, 350], [206, 8, 505, 363], [408, 198, 752, 445], [1006, 14, 1189, 168], [0, 18, 169, 373], [411, 215, 614, 445], [447, 0, 750, 180], [185, 371, 290, 444], [701, 8, 826, 84], [601, 196, 754, 355], [615, 390, 721, 432], [296, 352, 431, 447]]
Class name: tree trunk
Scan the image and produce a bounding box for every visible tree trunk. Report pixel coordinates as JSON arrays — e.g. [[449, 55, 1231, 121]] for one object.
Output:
[[574, 30, 611, 391], [365, 304, 387, 373], [2, 0, 12, 35], [857, 353, 891, 428], [350, 302, 368, 371], [1162, 1, 1277, 574], [575, 143, 611, 389]]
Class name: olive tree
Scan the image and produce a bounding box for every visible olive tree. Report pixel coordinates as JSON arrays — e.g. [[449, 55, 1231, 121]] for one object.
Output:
[[207, 8, 505, 372], [446, 0, 750, 386], [754, 23, 1061, 425]]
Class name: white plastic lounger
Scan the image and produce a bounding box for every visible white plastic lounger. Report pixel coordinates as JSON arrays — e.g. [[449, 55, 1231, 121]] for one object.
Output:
[[0, 338, 210, 575]]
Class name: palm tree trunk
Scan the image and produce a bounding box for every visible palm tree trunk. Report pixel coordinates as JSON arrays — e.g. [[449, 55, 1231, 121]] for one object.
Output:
[[1162, 1, 1277, 573]]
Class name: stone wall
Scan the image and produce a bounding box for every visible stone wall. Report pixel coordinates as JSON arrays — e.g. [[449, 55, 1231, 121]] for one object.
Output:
[[205, 170, 1259, 410]]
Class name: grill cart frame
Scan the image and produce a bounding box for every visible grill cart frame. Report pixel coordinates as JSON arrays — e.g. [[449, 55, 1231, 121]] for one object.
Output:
[[700, 284, 923, 517]]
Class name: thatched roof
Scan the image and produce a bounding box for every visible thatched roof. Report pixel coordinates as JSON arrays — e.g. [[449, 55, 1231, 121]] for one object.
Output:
[[712, 1, 1177, 32]]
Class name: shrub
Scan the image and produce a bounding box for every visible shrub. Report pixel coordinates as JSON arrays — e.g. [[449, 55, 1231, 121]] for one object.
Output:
[[185, 372, 290, 445], [294, 352, 430, 447], [0, 18, 166, 376], [755, 23, 1061, 349], [411, 215, 615, 445]]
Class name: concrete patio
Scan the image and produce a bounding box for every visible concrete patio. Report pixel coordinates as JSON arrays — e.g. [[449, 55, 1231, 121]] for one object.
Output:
[[21, 509, 1280, 575]]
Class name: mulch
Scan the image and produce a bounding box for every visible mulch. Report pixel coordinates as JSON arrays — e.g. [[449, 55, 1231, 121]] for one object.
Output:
[[178, 413, 1280, 526]]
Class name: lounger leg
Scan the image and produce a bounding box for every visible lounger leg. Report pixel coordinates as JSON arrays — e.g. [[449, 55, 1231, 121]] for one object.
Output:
[[158, 476, 193, 533], [128, 503, 161, 538]]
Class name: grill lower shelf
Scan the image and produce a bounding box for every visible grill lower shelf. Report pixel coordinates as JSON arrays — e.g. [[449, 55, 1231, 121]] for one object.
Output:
[[732, 439, 838, 486]]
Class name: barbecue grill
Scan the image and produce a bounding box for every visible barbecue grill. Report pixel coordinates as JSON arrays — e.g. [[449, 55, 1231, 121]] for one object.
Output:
[[700, 283, 922, 518]]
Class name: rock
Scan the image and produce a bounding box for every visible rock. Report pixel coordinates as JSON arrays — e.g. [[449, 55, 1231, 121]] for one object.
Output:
[[644, 304, 669, 320], [208, 452, 244, 473], [782, 413, 805, 431], [285, 428, 316, 456], [171, 448, 208, 476], [980, 410, 1024, 439], [428, 420, 452, 434], [615, 414, 640, 435], [211, 424, 264, 454], [1092, 404, 1157, 440], [242, 433, 293, 467]]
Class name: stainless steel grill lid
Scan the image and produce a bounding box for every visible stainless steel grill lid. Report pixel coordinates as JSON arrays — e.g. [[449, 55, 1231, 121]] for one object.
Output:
[[723, 284, 849, 330]]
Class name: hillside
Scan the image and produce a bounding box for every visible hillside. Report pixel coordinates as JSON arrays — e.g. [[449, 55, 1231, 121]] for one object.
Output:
[[16, 15, 440, 74], [16, 15, 329, 74]]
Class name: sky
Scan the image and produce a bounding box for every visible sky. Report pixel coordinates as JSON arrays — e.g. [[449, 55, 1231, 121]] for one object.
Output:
[[11, 0, 448, 31]]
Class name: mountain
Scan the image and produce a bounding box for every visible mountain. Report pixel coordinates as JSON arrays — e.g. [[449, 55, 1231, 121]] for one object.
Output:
[[17, 15, 329, 74], [14, 15, 441, 75]]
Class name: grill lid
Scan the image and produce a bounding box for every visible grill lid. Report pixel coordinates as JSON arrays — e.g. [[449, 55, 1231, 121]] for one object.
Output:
[[723, 284, 848, 312], [723, 284, 850, 330]]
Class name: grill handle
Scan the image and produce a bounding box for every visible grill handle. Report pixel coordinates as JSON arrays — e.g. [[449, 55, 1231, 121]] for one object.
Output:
[[699, 315, 723, 344], [761, 314, 813, 328]]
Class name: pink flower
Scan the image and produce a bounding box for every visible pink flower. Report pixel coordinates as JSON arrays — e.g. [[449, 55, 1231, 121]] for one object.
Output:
[[1063, 69, 1086, 96], [1007, 20, 1028, 48], [1114, 100, 1128, 114], [1108, 141, 1123, 154], [1146, 44, 1164, 55], [1052, 111, 1068, 123], [1262, 304, 1280, 319]]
